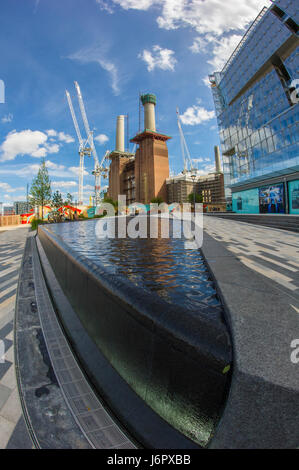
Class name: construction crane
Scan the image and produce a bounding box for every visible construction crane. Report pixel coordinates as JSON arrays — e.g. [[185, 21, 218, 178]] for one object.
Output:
[[176, 107, 197, 174], [65, 89, 91, 204], [73, 81, 110, 206], [92, 149, 110, 204]]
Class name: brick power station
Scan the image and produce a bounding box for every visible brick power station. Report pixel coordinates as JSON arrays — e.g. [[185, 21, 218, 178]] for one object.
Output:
[[107, 93, 226, 211], [108, 94, 171, 204]]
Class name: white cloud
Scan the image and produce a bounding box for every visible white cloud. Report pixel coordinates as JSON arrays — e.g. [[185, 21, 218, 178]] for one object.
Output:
[[109, 0, 155, 9], [109, 0, 270, 71], [180, 100, 215, 126], [47, 130, 74, 143], [52, 181, 77, 188], [45, 143, 60, 154], [0, 182, 11, 191], [0, 129, 77, 162], [110, 0, 270, 36], [58, 132, 75, 143], [31, 147, 47, 158], [1, 114, 13, 124], [68, 48, 120, 95], [46, 129, 57, 137], [0, 130, 48, 162], [94, 134, 109, 145], [69, 166, 89, 177], [138, 45, 177, 72], [0, 129, 65, 162], [96, 0, 114, 13], [45, 160, 65, 171], [84, 184, 96, 191], [207, 34, 243, 71]]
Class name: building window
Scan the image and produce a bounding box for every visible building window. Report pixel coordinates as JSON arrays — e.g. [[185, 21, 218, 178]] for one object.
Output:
[[270, 5, 286, 20]]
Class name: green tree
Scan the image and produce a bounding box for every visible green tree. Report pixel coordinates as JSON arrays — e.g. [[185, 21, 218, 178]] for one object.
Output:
[[52, 190, 64, 209], [65, 193, 73, 205], [30, 159, 51, 220], [188, 192, 203, 204]]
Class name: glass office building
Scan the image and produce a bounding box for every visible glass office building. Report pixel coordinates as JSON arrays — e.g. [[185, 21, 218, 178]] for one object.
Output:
[[210, 0, 299, 214]]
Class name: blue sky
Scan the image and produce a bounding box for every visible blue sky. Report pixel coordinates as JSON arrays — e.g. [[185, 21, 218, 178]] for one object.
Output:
[[0, 0, 271, 205]]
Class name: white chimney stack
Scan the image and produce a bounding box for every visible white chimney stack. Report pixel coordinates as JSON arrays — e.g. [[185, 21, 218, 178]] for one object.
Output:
[[141, 94, 156, 132], [214, 145, 222, 173], [116, 115, 125, 152]]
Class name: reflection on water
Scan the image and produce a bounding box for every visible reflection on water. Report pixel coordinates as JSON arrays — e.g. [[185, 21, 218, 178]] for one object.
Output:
[[49, 218, 222, 314]]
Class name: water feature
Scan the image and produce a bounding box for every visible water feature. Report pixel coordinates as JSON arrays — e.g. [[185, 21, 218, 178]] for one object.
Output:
[[49, 217, 222, 316]]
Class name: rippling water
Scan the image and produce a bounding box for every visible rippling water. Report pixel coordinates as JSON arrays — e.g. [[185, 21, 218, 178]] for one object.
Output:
[[49, 218, 222, 314]]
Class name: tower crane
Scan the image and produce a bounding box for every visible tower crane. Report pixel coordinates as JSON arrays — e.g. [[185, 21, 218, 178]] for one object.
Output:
[[74, 81, 109, 206], [65, 89, 91, 205], [176, 107, 197, 174]]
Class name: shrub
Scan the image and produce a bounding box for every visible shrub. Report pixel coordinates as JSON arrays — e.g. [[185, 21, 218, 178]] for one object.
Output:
[[31, 218, 44, 231]]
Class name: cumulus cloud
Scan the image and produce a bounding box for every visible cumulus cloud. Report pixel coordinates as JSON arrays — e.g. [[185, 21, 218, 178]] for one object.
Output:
[[95, 0, 114, 13], [47, 130, 74, 143], [190, 33, 243, 71], [107, 0, 270, 71], [69, 166, 89, 177], [109, 0, 269, 35], [109, 0, 155, 9], [180, 100, 215, 126], [46, 129, 57, 137], [138, 45, 177, 72], [94, 134, 109, 145], [57, 132, 75, 143], [1, 114, 13, 124], [0, 182, 25, 193], [196, 163, 216, 175], [207, 34, 243, 71], [68, 47, 120, 95], [0, 130, 48, 162], [45, 160, 65, 171], [0, 129, 76, 162], [52, 181, 77, 188]]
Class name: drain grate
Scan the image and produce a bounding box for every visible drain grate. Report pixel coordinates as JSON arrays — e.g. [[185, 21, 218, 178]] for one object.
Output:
[[33, 237, 136, 449]]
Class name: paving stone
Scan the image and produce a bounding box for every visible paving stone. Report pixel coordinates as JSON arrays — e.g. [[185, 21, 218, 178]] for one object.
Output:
[[0, 384, 13, 411]]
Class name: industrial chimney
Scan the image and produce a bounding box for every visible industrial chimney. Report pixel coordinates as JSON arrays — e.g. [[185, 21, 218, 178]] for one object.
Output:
[[116, 115, 125, 152], [214, 145, 222, 173], [141, 94, 156, 132]]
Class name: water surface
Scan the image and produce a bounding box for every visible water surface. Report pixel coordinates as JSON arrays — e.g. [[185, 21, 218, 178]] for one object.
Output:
[[49, 218, 222, 314]]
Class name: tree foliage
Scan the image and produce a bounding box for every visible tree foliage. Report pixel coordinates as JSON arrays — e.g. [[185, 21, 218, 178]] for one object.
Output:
[[188, 192, 203, 204], [65, 193, 73, 205], [30, 159, 51, 219], [52, 190, 64, 209]]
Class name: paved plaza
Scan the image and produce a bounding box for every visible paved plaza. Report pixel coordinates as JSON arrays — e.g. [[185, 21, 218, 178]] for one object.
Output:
[[0, 220, 298, 448], [203, 216, 299, 301], [0, 227, 32, 449]]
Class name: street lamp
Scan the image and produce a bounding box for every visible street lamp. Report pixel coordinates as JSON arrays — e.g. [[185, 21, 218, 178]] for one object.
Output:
[[191, 168, 197, 211]]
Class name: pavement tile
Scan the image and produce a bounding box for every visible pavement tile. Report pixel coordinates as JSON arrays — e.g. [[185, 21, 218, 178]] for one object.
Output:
[[1, 363, 17, 389], [0, 415, 16, 449], [0, 383, 12, 410], [0, 387, 22, 424]]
